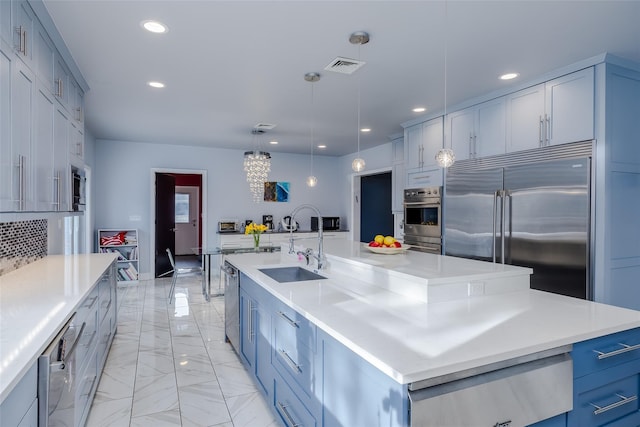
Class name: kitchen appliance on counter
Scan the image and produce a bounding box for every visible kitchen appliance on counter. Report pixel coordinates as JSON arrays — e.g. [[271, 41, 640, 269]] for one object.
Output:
[[218, 220, 239, 233], [38, 315, 81, 427], [280, 216, 298, 231], [262, 215, 274, 231], [403, 187, 442, 254], [222, 261, 240, 352], [311, 216, 340, 231], [444, 142, 592, 299]]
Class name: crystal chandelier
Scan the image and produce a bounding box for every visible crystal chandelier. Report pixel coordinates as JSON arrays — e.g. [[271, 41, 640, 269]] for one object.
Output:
[[244, 130, 271, 202]]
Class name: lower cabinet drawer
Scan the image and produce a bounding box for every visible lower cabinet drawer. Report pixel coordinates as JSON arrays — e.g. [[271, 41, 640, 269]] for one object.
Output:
[[573, 328, 640, 378], [274, 376, 317, 427], [273, 322, 315, 397], [570, 367, 640, 426], [75, 308, 98, 372], [75, 350, 98, 425]]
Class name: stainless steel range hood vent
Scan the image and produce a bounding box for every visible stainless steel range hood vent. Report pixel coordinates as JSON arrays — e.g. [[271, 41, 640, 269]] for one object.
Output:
[[324, 57, 365, 74]]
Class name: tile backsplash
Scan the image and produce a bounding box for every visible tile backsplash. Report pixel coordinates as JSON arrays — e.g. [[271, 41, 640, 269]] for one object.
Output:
[[0, 220, 48, 276]]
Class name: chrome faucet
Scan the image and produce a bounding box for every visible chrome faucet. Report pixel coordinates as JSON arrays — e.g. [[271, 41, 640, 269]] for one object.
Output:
[[288, 204, 325, 270]]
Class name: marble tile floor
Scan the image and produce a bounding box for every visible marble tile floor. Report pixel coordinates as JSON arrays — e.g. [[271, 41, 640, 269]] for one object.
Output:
[[86, 275, 280, 427]]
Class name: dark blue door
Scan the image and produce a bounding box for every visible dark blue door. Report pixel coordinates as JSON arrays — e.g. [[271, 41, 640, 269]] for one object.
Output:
[[360, 172, 393, 243]]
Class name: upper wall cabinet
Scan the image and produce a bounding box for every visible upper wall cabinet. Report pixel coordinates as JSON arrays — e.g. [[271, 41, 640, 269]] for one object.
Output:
[[0, 0, 86, 212], [506, 68, 594, 152], [405, 117, 443, 170], [447, 97, 506, 161], [12, 0, 36, 69]]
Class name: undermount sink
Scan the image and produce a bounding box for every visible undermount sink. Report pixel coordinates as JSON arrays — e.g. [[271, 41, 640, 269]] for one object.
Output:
[[258, 266, 327, 283]]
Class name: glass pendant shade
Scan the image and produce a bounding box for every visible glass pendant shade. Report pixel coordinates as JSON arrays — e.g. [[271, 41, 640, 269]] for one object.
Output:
[[435, 148, 455, 168], [244, 150, 271, 202], [306, 175, 317, 187], [352, 157, 366, 172]]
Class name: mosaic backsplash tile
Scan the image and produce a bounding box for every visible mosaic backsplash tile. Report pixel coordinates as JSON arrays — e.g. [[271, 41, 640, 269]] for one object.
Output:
[[0, 220, 48, 276]]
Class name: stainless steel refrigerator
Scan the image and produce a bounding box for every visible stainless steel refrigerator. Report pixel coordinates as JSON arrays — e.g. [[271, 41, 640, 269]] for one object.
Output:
[[444, 152, 591, 299]]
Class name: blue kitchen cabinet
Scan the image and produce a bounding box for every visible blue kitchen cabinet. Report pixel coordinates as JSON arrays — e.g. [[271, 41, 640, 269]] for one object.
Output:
[[239, 273, 273, 396], [239, 273, 321, 424], [568, 327, 640, 426]]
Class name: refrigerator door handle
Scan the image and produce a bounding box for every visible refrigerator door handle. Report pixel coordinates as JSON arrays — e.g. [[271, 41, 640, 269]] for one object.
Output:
[[492, 190, 499, 263], [502, 189, 511, 265]]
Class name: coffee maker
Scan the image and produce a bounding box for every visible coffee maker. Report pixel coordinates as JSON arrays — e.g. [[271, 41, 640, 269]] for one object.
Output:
[[262, 215, 274, 231]]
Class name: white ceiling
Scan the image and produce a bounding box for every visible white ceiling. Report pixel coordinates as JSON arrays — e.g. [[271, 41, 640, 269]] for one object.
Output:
[[43, 1, 640, 157]]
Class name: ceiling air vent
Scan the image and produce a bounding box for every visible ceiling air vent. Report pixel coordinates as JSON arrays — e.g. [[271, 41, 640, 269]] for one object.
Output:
[[324, 57, 366, 75], [254, 123, 276, 131]]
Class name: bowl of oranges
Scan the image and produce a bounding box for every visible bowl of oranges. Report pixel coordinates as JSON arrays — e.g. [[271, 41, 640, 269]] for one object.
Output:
[[365, 235, 410, 254]]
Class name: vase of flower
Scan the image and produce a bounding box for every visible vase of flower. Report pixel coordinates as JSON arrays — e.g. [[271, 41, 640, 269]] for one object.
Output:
[[245, 222, 268, 251]]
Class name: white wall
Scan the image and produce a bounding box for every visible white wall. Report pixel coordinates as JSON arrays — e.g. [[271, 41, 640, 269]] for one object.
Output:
[[94, 139, 342, 275]]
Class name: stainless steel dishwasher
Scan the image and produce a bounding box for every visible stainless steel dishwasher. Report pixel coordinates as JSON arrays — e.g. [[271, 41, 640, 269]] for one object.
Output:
[[222, 261, 240, 352], [408, 346, 573, 426], [38, 315, 83, 427]]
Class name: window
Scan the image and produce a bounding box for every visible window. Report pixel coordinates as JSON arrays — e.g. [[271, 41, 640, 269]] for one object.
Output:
[[175, 193, 190, 223]]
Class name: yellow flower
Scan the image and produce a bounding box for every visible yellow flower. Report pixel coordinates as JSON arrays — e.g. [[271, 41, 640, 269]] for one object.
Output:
[[245, 223, 267, 235]]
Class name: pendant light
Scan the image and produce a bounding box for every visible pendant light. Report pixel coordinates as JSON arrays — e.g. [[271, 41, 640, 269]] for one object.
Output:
[[244, 129, 271, 203], [350, 31, 369, 172], [305, 72, 320, 187], [435, 1, 456, 168]]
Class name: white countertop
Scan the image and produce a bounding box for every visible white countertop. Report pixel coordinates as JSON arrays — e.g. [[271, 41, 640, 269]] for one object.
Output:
[[227, 242, 640, 385], [0, 254, 117, 401]]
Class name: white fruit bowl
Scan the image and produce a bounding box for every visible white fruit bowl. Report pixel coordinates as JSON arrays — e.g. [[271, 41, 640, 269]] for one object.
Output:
[[365, 244, 410, 254]]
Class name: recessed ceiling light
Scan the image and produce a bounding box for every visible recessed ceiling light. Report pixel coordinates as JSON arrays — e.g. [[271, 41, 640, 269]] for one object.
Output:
[[360, 128, 371, 133], [413, 107, 426, 113], [500, 72, 519, 80], [269, 140, 278, 145], [148, 81, 165, 88], [317, 144, 326, 149], [142, 20, 168, 34]]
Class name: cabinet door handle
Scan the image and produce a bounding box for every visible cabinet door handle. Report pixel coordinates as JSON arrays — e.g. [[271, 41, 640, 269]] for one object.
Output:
[[17, 155, 25, 210], [593, 342, 640, 359], [545, 114, 551, 146], [278, 348, 302, 373], [276, 401, 301, 427], [15, 26, 26, 56], [278, 311, 300, 328], [538, 116, 544, 147], [590, 393, 638, 415], [469, 132, 474, 158], [247, 300, 254, 344]]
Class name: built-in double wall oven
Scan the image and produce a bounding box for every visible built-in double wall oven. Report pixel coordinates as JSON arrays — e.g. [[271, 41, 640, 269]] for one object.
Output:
[[403, 187, 442, 254]]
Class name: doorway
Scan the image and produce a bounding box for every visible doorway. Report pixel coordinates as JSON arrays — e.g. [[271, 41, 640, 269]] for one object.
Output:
[[359, 171, 394, 243], [153, 171, 204, 278]]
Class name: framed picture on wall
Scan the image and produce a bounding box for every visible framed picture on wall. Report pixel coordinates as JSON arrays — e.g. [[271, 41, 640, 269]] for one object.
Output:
[[264, 182, 289, 202]]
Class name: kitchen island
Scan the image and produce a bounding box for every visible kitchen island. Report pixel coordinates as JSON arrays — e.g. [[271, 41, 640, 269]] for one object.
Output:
[[225, 240, 640, 427]]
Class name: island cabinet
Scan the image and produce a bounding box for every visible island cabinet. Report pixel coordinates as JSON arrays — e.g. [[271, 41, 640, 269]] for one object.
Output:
[[568, 327, 640, 427], [236, 269, 590, 427]]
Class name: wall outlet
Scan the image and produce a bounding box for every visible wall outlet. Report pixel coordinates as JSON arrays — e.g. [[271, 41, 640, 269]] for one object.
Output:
[[129, 215, 141, 221]]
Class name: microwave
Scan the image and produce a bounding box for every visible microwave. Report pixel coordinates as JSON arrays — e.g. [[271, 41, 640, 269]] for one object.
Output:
[[311, 216, 340, 231], [71, 166, 86, 212]]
